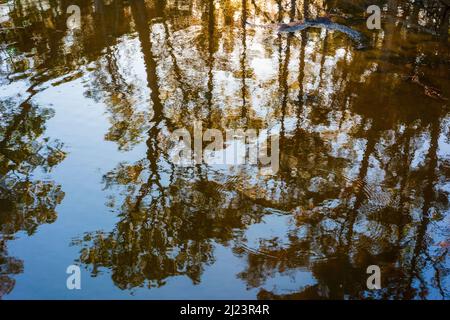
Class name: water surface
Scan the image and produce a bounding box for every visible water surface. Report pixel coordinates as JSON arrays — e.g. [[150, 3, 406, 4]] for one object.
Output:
[[0, 0, 449, 299]]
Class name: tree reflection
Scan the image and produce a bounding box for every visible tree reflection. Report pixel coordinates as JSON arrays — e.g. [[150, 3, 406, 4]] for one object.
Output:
[[0, 89, 65, 298], [1, 0, 449, 298], [72, 0, 448, 298]]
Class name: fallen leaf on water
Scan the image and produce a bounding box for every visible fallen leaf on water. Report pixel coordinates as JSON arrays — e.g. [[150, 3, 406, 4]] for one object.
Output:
[[437, 241, 450, 248]]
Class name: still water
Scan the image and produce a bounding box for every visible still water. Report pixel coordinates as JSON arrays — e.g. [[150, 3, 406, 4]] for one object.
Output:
[[0, 0, 449, 299]]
